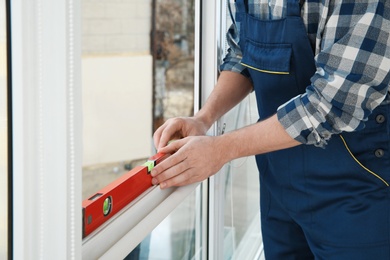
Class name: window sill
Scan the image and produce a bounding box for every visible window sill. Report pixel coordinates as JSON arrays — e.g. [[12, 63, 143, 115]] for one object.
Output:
[[82, 183, 199, 260]]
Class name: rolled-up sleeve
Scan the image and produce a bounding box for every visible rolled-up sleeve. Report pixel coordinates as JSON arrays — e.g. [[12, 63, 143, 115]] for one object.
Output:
[[277, 2, 390, 147], [220, 23, 251, 78]]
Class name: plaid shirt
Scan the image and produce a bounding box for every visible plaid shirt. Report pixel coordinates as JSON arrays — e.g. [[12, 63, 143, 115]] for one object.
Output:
[[221, 0, 390, 147]]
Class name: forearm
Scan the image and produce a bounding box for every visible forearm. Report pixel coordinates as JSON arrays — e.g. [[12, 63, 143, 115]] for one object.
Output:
[[195, 71, 300, 160], [194, 71, 253, 129], [218, 114, 301, 162]]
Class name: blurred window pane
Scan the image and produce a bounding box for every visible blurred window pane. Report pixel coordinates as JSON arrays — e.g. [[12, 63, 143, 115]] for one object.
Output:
[[219, 1, 264, 259], [81, 0, 154, 199], [81, 0, 194, 198], [125, 189, 202, 260], [221, 96, 263, 260], [81, 0, 197, 256]]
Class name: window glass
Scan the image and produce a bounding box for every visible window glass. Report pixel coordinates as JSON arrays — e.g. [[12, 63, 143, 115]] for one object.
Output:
[[221, 96, 263, 260], [81, 0, 198, 256], [81, 0, 194, 199], [219, 1, 264, 259], [125, 189, 203, 260], [0, 0, 7, 258], [81, 0, 154, 199]]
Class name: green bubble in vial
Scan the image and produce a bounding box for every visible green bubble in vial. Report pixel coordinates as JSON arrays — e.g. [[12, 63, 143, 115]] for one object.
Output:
[[103, 197, 111, 216]]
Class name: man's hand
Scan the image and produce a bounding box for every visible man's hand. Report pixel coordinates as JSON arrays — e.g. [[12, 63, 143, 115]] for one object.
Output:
[[151, 135, 227, 189], [153, 117, 210, 150], [151, 71, 255, 189]]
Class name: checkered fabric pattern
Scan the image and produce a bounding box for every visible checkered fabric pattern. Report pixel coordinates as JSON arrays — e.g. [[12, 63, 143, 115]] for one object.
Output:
[[220, 0, 390, 147]]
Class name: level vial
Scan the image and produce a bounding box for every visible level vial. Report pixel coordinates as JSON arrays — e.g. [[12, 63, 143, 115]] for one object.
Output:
[[103, 197, 112, 216]]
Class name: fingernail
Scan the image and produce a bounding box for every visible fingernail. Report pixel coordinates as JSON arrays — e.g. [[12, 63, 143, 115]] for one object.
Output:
[[160, 182, 166, 189], [152, 178, 158, 185], [167, 140, 176, 145], [150, 170, 156, 177]]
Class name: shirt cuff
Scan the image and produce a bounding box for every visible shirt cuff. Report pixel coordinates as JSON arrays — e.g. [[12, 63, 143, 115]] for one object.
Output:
[[276, 93, 332, 148], [220, 56, 251, 78]]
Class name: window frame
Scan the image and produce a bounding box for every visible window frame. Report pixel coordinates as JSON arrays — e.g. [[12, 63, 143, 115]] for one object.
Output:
[[11, 0, 82, 259]]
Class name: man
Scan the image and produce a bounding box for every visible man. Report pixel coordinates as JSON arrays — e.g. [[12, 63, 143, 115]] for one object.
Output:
[[151, 1, 390, 258]]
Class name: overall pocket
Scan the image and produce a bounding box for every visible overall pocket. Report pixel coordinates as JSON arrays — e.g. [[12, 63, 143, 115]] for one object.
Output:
[[240, 40, 297, 118], [339, 135, 389, 187], [241, 40, 292, 74]]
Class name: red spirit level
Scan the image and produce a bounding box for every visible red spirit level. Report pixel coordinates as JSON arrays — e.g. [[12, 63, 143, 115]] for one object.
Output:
[[82, 152, 168, 238]]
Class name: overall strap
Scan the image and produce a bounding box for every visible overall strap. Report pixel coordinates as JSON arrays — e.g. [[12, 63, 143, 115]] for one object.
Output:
[[244, 0, 249, 13], [233, 0, 247, 23], [286, 0, 301, 17], [233, 0, 302, 22]]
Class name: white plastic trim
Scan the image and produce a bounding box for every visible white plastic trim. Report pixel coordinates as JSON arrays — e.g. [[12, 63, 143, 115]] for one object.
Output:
[[198, 0, 224, 259], [11, 0, 82, 259], [82, 184, 199, 260]]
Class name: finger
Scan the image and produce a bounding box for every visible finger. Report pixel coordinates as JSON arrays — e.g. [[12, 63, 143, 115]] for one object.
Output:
[[158, 131, 174, 150], [158, 121, 183, 149], [157, 139, 182, 155], [153, 123, 166, 149], [151, 149, 185, 178], [158, 168, 194, 189], [152, 158, 190, 187]]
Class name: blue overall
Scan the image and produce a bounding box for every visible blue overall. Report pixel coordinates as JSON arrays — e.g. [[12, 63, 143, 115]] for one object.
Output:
[[235, 0, 390, 259]]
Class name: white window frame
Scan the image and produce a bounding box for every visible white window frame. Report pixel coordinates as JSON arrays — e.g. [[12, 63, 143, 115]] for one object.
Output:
[[11, 0, 82, 259], [199, 0, 225, 259]]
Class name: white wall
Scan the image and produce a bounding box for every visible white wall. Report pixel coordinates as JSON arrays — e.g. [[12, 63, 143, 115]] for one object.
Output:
[[82, 0, 151, 55], [81, 0, 153, 166], [82, 55, 153, 166]]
